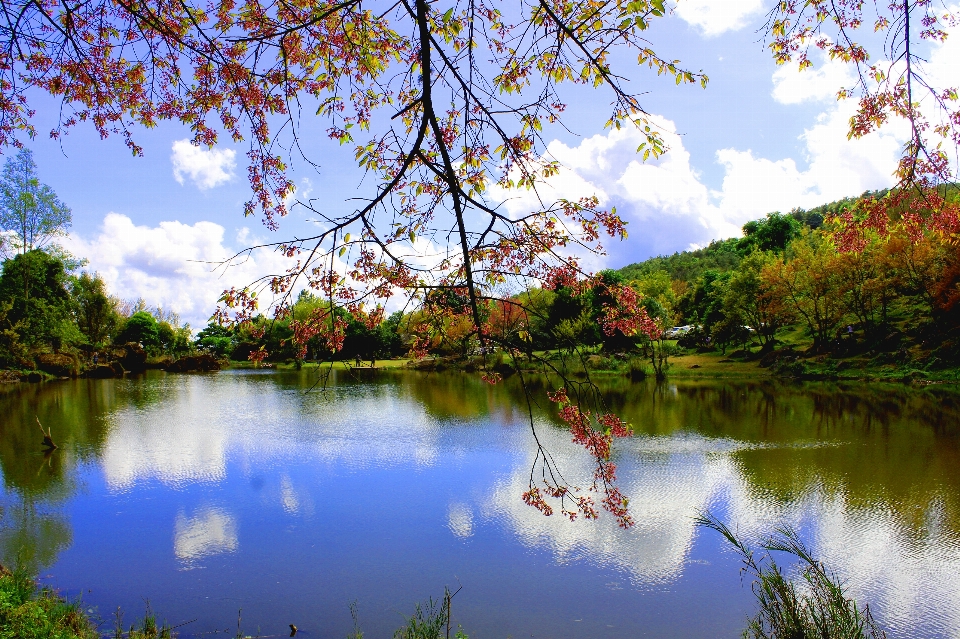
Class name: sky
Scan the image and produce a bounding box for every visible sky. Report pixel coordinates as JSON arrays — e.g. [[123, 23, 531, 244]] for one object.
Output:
[[15, 0, 959, 327]]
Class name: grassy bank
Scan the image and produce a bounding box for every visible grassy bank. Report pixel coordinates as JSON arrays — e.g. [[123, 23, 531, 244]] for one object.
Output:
[[227, 358, 413, 370], [0, 564, 96, 639]]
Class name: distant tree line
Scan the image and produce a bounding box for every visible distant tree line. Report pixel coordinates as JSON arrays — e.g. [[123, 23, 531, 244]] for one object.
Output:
[[195, 189, 960, 369]]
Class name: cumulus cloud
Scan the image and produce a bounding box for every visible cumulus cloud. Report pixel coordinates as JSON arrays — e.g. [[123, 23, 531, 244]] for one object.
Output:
[[673, 0, 766, 36], [64, 213, 293, 328], [714, 99, 903, 214], [494, 85, 904, 265], [493, 121, 736, 264], [171, 139, 237, 189]]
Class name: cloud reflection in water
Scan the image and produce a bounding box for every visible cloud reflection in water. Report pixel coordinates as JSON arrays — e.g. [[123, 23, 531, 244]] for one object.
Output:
[[85, 373, 960, 637], [174, 507, 238, 568]]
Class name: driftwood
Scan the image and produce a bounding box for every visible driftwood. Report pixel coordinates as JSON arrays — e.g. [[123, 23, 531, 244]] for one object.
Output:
[[37, 417, 57, 450]]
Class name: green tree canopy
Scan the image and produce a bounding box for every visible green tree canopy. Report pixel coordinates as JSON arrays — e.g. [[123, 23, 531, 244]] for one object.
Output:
[[115, 311, 161, 350], [739, 212, 802, 254], [72, 272, 120, 347], [0, 249, 79, 347]]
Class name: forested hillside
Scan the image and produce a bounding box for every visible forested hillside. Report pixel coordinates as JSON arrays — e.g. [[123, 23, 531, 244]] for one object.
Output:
[[614, 188, 960, 374]]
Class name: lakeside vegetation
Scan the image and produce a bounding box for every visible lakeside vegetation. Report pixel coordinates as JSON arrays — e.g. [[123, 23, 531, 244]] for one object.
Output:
[[5, 186, 960, 383]]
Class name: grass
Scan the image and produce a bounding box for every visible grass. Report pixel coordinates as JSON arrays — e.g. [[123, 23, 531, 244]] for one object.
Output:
[[667, 350, 767, 378], [697, 513, 887, 639], [0, 564, 96, 639]]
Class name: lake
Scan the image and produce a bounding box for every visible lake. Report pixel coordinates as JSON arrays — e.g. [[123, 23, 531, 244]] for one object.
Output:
[[1, 370, 958, 638]]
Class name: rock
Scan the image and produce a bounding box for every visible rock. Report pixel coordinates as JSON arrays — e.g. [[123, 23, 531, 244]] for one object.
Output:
[[22, 371, 43, 383], [35, 353, 80, 378], [85, 363, 124, 378], [759, 347, 796, 368], [118, 342, 148, 373], [167, 353, 222, 373], [145, 355, 174, 369]]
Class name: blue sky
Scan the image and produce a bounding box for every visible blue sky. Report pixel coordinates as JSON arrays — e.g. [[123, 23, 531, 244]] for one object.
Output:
[[16, 0, 958, 327]]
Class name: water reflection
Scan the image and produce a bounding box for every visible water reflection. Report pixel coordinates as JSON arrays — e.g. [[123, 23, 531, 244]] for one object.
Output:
[[101, 403, 228, 489], [174, 506, 238, 567], [0, 372, 956, 638], [447, 502, 474, 538], [0, 379, 122, 572], [489, 426, 709, 584]]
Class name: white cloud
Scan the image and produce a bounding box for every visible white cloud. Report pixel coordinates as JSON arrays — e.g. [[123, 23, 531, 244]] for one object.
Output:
[[715, 99, 905, 219], [64, 213, 293, 328], [771, 55, 856, 105], [493, 93, 904, 264], [673, 0, 766, 36], [926, 8, 960, 88], [493, 121, 740, 263], [171, 139, 237, 189]]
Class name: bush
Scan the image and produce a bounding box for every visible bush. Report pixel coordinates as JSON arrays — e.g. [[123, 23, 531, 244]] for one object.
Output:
[[627, 358, 647, 380]]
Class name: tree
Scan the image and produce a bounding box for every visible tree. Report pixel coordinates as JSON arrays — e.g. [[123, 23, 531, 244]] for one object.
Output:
[[115, 311, 161, 351], [158, 320, 193, 356], [763, 233, 845, 352], [0, 300, 28, 367], [0, 249, 79, 348], [738, 212, 801, 255], [72, 272, 121, 347], [724, 250, 789, 350], [196, 322, 235, 357], [0, 149, 71, 256], [834, 235, 899, 339]]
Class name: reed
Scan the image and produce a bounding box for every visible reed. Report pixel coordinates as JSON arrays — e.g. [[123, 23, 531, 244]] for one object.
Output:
[[697, 512, 887, 639]]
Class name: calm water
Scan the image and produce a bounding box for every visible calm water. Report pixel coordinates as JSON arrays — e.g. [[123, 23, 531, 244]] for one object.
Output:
[[1, 370, 958, 638]]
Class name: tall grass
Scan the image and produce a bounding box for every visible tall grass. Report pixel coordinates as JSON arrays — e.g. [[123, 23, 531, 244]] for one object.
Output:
[[339, 589, 467, 639], [697, 513, 887, 639]]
